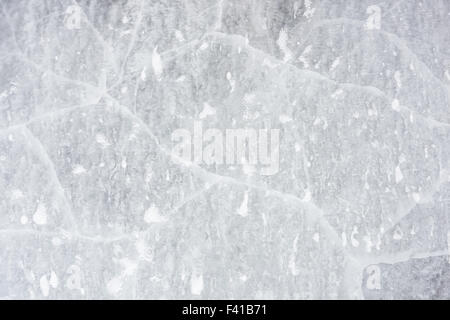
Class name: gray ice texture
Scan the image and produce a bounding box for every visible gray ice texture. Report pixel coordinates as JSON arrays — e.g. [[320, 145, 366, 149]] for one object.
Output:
[[1, 0, 450, 300]]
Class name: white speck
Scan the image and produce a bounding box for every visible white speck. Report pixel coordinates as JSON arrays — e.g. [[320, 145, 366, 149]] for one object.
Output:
[[40, 274, 50, 297], [276, 28, 293, 62], [412, 192, 421, 203], [302, 189, 312, 202], [199, 102, 216, 119], [72, 164, 87, 175], [394, 71, 402, 88], [140, 66, 147, 81], [279, 114, 292, 123], [342, 232, 347, 247], [33, 203, 47, 225], [391, 99, 401, 112], [351, 226, 359, 247], [393, 226, 403, 240], [237, 192, 249, 217], [176, 75, 186, 82], [368, 108, 378, 117], [106, 276, 123, 296], [190, 273, 203, 295], [174, 30, 185, 42], [144, 204, 167, 224], [375, 233, 382, 251], [152, 46, 163, 81], [313, 232, 320, 242], [52, 237, 63, 246], [20, 215, 28, 225], [445, 70, 450, 81], [331, 89, 344, 99], [395, 166, 403, 183], [49, 270, 58, 289], [95, 133, 110, 148], [226, 72, 235, 92], [0, 90, 8, 100], [199, 42, 209, 51], [330, 57, 341, 72], [293, 2, 301, 18], [121, 158, 127, 169]]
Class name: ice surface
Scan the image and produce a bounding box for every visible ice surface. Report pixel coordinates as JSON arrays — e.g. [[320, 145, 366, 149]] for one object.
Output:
[[1, 0, 450, 299]]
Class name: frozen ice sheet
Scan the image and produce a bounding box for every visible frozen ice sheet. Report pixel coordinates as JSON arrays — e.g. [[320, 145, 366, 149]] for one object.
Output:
[[0, 0, 450, 299]]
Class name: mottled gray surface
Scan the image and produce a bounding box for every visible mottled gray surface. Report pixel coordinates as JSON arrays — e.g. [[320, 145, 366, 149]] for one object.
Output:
[[1, 0, 450, 300]]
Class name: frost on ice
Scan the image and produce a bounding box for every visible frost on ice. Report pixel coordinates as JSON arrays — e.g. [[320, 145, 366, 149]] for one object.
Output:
[[1, 0, 450, 300]]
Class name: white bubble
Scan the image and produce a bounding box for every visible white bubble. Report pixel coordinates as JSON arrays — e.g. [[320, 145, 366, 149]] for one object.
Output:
[[33, 203, 47, 225]]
